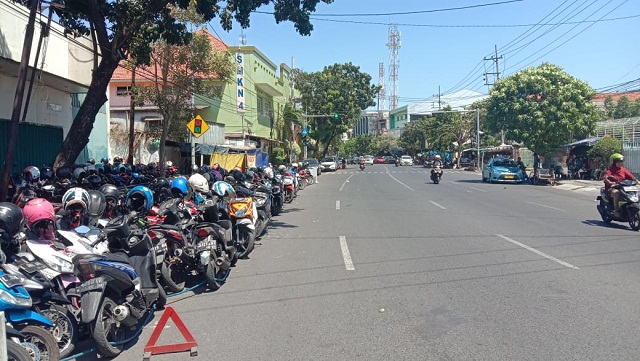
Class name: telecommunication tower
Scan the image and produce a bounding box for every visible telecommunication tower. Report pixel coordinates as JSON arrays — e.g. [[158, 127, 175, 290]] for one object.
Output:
[[387, 25, 400, 110], [378, 62, 386, 112]]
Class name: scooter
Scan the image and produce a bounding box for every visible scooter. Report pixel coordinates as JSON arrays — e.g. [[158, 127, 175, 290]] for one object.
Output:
[[359, 163, 365, 171], [395, 158, 399, 167], [596, 179, 640, 230], [431, 166, 443, 184]]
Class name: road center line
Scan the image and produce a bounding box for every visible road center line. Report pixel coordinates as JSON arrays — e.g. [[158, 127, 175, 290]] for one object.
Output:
[[525, 200, 566, 212], [339, 236, 355, 271], [384, 166, 415, 191], [429, 200, 447, 210], [496, 234, 580, 270], [469, 186, 487, 193], [339, 173, 355, 192], [336, 200, 340, 210]]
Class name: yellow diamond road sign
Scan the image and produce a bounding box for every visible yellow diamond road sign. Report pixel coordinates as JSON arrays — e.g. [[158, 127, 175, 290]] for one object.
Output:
[[187, 115, 209, 138]]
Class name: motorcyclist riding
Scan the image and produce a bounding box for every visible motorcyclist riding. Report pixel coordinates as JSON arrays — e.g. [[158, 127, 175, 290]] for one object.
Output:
[[359, 155, 365, 170], [604, 153, 638, 218]]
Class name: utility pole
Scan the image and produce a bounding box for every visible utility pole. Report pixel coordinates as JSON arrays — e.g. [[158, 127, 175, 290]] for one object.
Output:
[[127, 66, 136, 164], [483, 45, 503, 87], [1, 0, 40, 201], [22, 7, 52, 123]]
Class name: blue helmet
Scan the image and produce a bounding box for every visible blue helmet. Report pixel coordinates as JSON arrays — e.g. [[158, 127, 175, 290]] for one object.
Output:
[[171, 177, 189, 196], [125, 185, 153, 212]]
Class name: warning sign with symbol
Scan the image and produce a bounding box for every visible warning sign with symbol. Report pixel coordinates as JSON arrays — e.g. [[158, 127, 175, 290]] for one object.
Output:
[[186, 115, 209, 138]]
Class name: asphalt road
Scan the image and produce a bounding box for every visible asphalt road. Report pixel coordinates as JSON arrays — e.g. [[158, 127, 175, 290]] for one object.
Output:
[[108, 165, 640, 361]]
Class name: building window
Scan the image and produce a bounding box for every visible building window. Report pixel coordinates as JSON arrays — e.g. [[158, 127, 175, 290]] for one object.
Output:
[[257, 97, 264, 115], [116, 86, 131, 96]]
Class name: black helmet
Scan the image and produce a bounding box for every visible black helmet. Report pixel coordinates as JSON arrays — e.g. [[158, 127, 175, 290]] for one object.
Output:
[[0, 202, 24, 239], [56, 167, 72, 180], [200, 165, 211, 174], [87, 158, 96, 165], [98, 184, 120, 202], [41, 166, 54, 181], [133, 164, 143, 173], [155, 178, 170, 189], [87, 190, 106, 218], [87, 174, 102, 189]]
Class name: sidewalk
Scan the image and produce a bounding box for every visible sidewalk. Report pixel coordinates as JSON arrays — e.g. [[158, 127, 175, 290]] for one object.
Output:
[[554, 178, 601, 194]]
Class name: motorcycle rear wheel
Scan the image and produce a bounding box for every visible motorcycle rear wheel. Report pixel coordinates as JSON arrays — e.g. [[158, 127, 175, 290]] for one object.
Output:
[[92, 296, 131, 358], [161, 260, 187, 293]]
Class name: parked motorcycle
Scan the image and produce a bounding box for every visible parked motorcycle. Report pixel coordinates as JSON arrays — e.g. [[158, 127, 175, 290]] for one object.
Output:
[[431, 166, 443, 184], [596, 179, 640, 230], [72, 212, 166, 358]]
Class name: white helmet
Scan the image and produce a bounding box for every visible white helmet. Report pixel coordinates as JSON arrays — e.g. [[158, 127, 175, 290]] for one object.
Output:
[[212, 181, 236, 198], [278, 165, 286, 171], [291, 162, 298, 168], [188, 173, 209, 193], [435, 155, 441, 160], [263, 168, 274, 179], [165, 161, 173, 167]]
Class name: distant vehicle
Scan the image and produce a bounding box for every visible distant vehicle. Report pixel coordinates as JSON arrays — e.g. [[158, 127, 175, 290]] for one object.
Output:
[[400, 155, 413, 166], [320, 157, 338, 171], [374, 156, 385, 164], [364, 156, 374, 165], [384, 156, 396, 164], [482, 157, 524, 183], [304, 158, 322, 176]]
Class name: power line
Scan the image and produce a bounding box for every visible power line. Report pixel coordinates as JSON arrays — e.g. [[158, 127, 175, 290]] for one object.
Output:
[[254, 0, 524, 17]]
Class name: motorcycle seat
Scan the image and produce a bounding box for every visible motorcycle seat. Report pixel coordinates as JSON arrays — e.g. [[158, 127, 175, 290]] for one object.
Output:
[[149, 224, 182, 232]]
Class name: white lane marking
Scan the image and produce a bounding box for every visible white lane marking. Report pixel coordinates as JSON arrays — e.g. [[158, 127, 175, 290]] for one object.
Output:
[[429, 200, 447, 210], [339, 173, 355, 192], [469, 186, 487, 193], [525, 200, 566, 212], [383, 166, 415, 191], [496, 234, 580, 270], [336, 200, 340, 210], [339, 236, 355, 270]]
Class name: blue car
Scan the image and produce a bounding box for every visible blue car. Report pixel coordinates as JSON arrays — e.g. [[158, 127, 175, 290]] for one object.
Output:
[[482, 157, 524, 183]]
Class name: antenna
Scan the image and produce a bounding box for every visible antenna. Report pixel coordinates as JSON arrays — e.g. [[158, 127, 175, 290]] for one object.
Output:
[[387, 24, 400, 110]]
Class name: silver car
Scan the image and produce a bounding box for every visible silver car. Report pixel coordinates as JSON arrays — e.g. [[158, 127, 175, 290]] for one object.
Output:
[[320, 157, 338, 171]]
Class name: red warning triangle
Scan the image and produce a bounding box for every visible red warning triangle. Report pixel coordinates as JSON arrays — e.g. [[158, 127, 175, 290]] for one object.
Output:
[[143, 306, 198, 358]]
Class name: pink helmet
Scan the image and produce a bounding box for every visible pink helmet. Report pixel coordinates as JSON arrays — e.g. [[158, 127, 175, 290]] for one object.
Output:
[[23, 198, 56, 230]]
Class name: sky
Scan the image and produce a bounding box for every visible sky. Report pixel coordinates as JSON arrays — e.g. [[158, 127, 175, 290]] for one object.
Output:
[[207, 0, 640, 108]]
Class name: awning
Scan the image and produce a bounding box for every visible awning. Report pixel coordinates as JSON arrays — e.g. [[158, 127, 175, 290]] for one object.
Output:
[[563, 137, 602, 147]]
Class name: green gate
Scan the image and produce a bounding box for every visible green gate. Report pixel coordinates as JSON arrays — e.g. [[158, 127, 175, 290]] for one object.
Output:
[[0, 120, 63, 173]]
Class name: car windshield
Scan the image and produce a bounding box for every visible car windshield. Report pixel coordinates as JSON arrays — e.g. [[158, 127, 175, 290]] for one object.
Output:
[[493, 159, 517, 167], [402, 156, 411, 159], [304, 159, 319, 166], [321, 158, 335, 162]]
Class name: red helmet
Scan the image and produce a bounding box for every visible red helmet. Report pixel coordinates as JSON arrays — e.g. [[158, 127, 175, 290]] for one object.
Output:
[[23, 198, 55, 230]]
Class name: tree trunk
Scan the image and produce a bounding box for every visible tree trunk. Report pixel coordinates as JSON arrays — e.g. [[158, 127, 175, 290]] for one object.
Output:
[[158, 111, 173, 171], [53, 57, 119, 169], [321, 129, 338, 158]]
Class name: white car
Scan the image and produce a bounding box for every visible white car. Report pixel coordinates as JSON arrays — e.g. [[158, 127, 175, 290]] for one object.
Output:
[[400, 155, 413, 166], [364, 156, 374, 165], [320, 157, 338, 171]]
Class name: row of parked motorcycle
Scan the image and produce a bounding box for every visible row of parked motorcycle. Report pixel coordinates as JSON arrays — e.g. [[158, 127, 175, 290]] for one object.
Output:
[[0, 162, 316, 360]]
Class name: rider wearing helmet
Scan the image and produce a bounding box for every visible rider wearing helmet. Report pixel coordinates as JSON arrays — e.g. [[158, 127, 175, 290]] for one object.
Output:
[[604, 153, 639, 218], [23, 198, 56, 240], [59, 187, 91, 230], [433, 154, 443, 168]]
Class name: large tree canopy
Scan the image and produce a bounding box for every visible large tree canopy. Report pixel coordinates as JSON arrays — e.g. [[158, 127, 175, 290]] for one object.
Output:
[[11, 0, 334, 168], [294, 63, 380, 157], [485, 62, 598, 155]]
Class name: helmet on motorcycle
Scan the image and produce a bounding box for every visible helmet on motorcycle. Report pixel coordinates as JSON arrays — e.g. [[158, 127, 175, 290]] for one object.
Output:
[[133, 164, 143, 173], [212, 181, 236, 198], [62, 187, 90, 213], [113, 156, 123, 164], [165, 161, 173, 168], [231, 169, 245, 182], [23, 166, 40, 183], [278, 165, 286, 172], [87, 158, 96, 165], [23, 198, 55, 230], [191, 164, 199, 173], [87, 190, 106, 218], [87, 174, 102, 189], [245, 170, 255, 179], [95, 164, 105, 175], [101, 157, 109, 164], [291, 162, 298, 169], [155, 178, 171, 190], [125, 185, 154, 212], [263, 167, 274, 179], [170, 177, 189, 197], [610, 153, 624, 164], [73, 167, 87, 180], [0, 202, 24, 238], [200, 165, 210, 174], [188, 173, 210, 193], [435, 155, 441, 160], [40, 166, 54, 181], [99, 184, 120, 201], [86, 164, 96, 175], [56, 167, 72, 180]]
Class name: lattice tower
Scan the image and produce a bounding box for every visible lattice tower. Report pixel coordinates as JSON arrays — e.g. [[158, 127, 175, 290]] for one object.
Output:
[[387, 25, 400, 110], [378, 62, 386, 112]]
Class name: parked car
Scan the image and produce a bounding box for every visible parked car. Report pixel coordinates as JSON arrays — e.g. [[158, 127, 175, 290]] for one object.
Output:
[[482, 157, 524, 183], [400, 155, 413, 166], [304, 158, 322, 176], [364, 156, 374, 165], [320, 157, 339, 171], [374, 156, 386, 164], [384, 156, 396, 164]]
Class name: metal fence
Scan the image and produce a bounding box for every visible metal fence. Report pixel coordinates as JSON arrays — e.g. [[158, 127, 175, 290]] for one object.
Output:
[[623, 141, 640, 175]]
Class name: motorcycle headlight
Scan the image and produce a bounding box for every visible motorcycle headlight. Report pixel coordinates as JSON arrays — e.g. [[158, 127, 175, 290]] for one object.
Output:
[[0, 288, 32, 308], [629, 194, 639, 203], [41, 256, 74, 274]]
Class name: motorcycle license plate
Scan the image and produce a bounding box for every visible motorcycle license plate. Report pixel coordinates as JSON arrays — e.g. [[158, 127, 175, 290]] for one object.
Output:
[[197, 239, 215, 252], [0, 274, 24, 288], [20, 261, 46, 275]]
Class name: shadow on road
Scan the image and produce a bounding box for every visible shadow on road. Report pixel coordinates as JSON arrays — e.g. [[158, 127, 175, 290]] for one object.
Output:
[[582, 219, 632, 230], [268, 220, 298, 230], [453, 179, 484, 184]]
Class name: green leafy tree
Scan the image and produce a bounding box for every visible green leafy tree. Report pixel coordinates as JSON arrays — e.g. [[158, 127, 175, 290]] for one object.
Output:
[[613, 96, 634, 119], [603, 95, 616, 119], [135, 28, 234, 168], [374, 132, 397, 155], [270, 147, 287, 166], [9, 0, 334, 168], [485, 62, 598, 156], [587, 136, 622, 164], [280, 103, 303, 156], [339, 134, 374, 157], [399, 119, 428, 151], [293, 63, 380, 157], [634, 98, 640, 117], [429, 106, 474, 168]]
